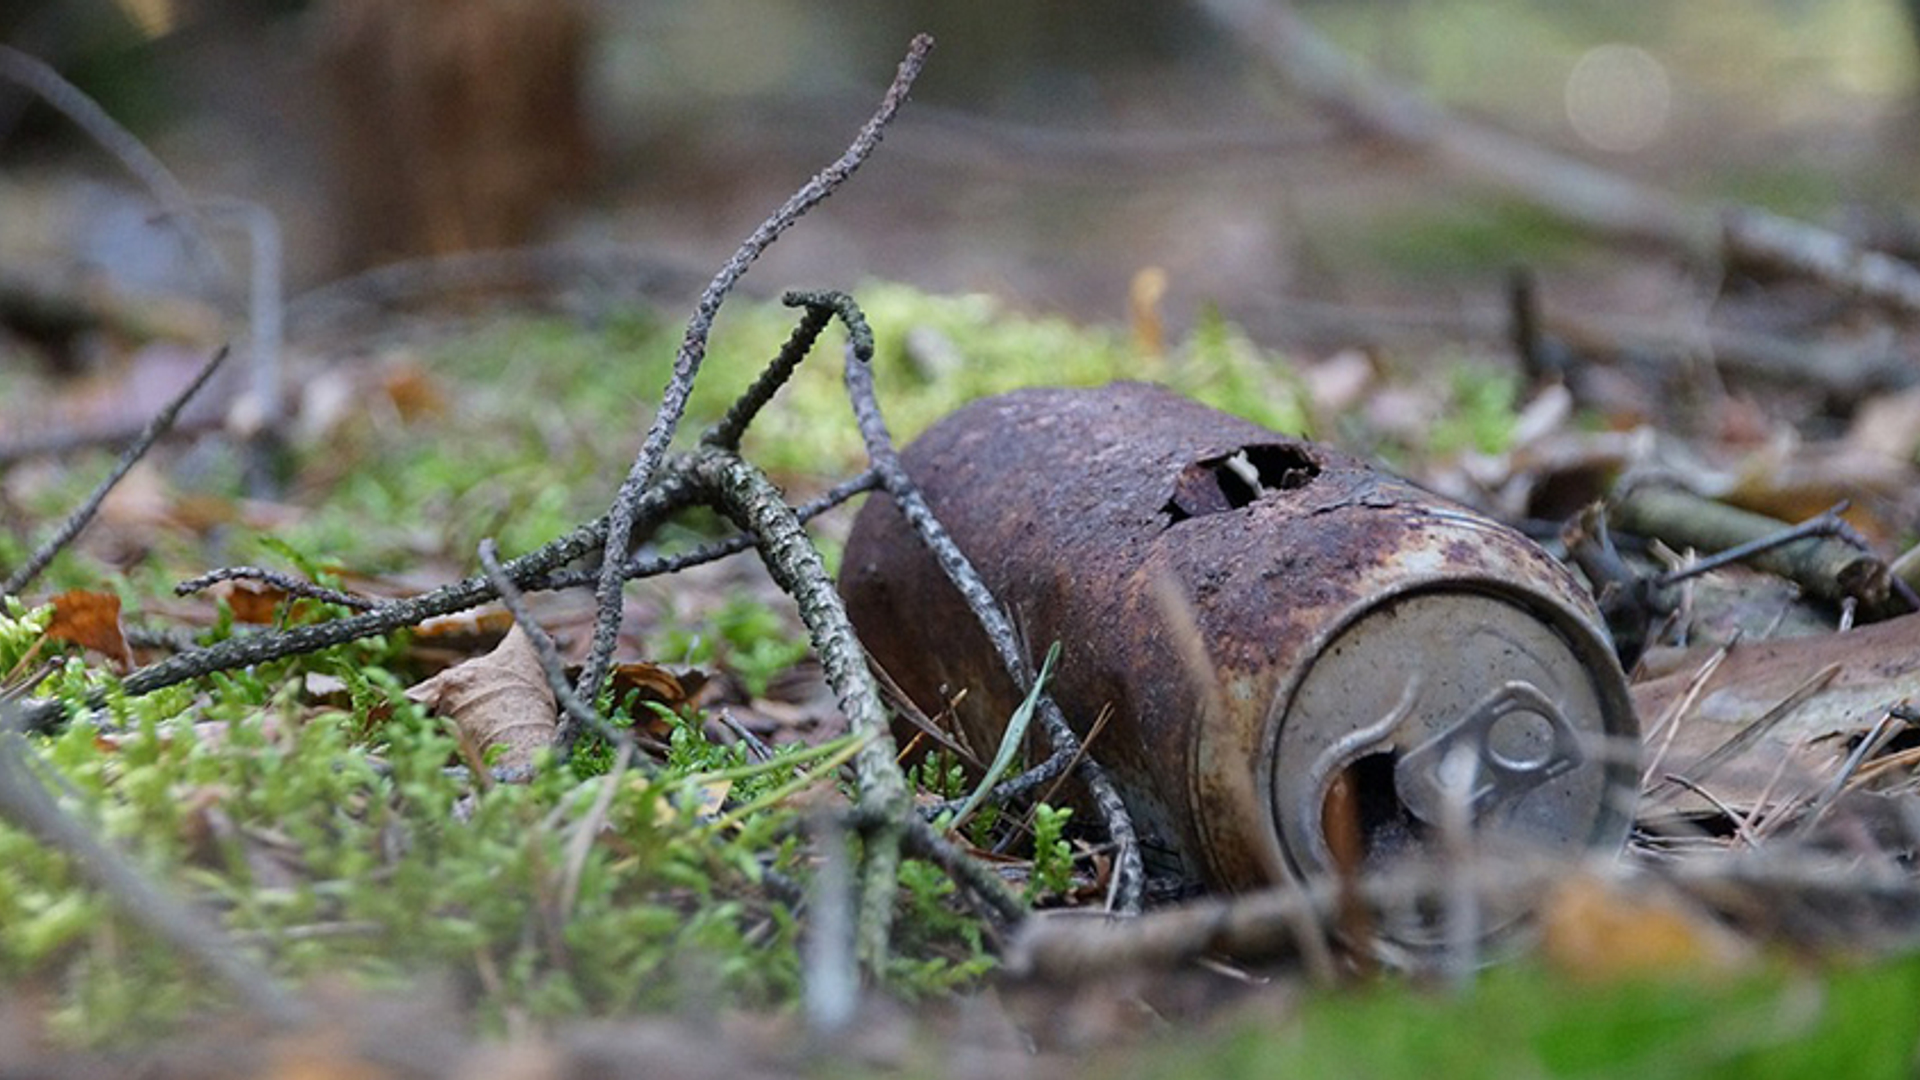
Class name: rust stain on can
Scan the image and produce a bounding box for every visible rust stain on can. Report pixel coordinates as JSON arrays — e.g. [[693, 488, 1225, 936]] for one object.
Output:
[[840, 383, 1638, 921]]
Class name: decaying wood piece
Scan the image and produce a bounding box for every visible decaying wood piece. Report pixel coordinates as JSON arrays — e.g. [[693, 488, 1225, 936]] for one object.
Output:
[[1610, 484, 1904, 618]]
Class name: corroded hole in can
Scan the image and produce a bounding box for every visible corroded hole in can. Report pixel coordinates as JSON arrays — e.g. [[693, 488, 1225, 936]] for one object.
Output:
[[1321, 750, 1425, 870], [1162, 444, 1321, 525]]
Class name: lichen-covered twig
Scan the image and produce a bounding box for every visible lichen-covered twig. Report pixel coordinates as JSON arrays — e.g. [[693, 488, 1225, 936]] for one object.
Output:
[[476, 538, 637, 758], [174, 565, 377, 611], [11, 464, 704, 735], [4, 346, 230, 599], [578, 34, 934, 707], [686, 445, 910, 968], [0, 713, 306, 1024], [840, 336, 1144, 914], [531, 470, 878, 592], [702, 297, 838, 451]]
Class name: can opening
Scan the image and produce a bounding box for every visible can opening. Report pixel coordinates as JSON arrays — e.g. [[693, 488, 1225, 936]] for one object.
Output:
[[1163, 444, 1320, 524], [1321, 749, 1425, 870]]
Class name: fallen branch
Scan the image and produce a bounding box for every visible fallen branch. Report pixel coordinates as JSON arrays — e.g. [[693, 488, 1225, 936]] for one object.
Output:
[[1725, 207, 1920, 320], [579, 34, 935, 707], [686, 445, 911, 968], [1610, 484, 1909, 618], [0, 44, 226, 290], [1192, 0, 1704, 253], [8, 469, 704, 734], [1197, 0, 1920, 323]]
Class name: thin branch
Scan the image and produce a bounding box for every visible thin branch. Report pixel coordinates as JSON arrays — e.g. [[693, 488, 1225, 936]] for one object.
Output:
[[4, 346, 230, 599], [578, 34, 934, 707], [476, 539, 638, 759], [901, 817, 1027, 928], [702, 301, 836, 451], [1725, 207, 1920, 319], [175, 566, 377, 611], [842, 343, 1144, 913], [1613, 485, 1903, 617], [527, 470, 878, 592], [11, 465, 705, 735], [686, 445, 911, 968]]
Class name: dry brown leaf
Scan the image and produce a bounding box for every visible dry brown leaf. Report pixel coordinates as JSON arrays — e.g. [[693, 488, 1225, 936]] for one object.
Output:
[[381, 360, 447, 420], [1632, 612, 1920, 810], [1541, 872, 1752, 983], [45, 589, 132, 668], [210, 580, 294, 624], [607, 661, 703, 737], [414, 608, 516, 643], [404, 625, 556, 773]]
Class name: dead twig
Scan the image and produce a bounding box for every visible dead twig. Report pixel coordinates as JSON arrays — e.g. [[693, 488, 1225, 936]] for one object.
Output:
[[1612, 485, 1909, 618], [476, 539, 635, 759], [703, 297, 844, 451], [175, 566, 378, 611], [528, 470, 877, 592], [578, 34, 934, 707], [841, 338, 1145, 914], [3, 345, 230, 599], [685, 445, 911, 969], [10, 468, 704, 735]]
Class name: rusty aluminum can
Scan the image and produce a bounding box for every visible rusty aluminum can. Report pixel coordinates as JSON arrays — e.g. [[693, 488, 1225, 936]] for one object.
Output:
[[841, 383, 1637, 928]]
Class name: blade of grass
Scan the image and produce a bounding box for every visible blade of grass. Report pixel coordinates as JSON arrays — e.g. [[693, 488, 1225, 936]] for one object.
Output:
[[948, 642, 1060, 834]]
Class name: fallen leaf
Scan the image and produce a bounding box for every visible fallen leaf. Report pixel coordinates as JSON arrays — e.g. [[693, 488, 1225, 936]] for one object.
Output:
[[1541, 871, 1751, 983], [405, 625, 556, 773], [1847, 384, 1920, 464], [1632, 613, 1920, 811], [45, 589, 132, 668], [382, 359, 446, 420], [210, 580, 293, 624], [607, 661, 703, 737]]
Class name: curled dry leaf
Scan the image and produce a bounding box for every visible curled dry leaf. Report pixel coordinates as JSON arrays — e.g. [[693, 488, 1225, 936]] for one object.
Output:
[[404, 625, 557, 773], [208, 580, 293, 624], [607, 660, 703, 738], [46, 589, 133, 668]]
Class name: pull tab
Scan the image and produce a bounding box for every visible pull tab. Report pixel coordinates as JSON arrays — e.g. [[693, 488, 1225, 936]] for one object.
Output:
[[1394, 682, 1584, 825]]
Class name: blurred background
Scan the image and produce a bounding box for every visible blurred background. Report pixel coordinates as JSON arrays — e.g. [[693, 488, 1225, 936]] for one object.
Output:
[[3, 0, 1920, 361]]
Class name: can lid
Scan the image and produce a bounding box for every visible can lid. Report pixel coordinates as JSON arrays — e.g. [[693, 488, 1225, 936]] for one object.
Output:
[[1269, 588, 1633, 881]]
